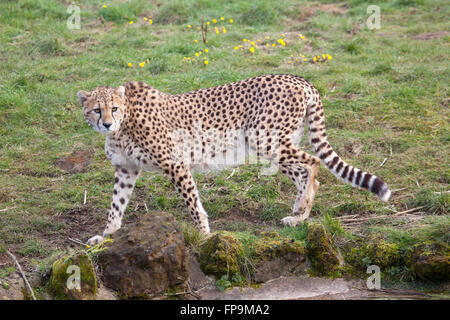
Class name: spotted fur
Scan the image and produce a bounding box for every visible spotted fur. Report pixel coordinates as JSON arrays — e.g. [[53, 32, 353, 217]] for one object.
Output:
[[78, 74, 390, 245]]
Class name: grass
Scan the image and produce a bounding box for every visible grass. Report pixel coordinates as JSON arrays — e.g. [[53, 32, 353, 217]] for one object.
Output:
[[0, 0, 448, 288]]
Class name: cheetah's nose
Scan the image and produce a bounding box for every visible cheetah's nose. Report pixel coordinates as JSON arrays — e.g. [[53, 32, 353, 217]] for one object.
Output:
[[103, 122, 112, 129]]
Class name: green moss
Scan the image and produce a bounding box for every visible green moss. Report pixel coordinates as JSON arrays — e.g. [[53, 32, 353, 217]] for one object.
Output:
[[251, 231, 306, 262], [366, 239, 401, 269], [199, 232, 243, 278], [405, 241, 450, 281], [342, 237, 401, 276], [48, 252, 97, 300], [306, 223, 341, 277]]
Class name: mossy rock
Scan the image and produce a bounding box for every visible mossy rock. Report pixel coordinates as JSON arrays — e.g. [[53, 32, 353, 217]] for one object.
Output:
[[251, 232, 309, 283], [48, 252, 97, 300], [342, 236, 402, 278], [405, 241, 450, 281], [344, 237, 401, 270], [366, 238, 401, 269], [306, 223, 341, 277], [199, 232, 243, 278], [252, 232, 306, 261]]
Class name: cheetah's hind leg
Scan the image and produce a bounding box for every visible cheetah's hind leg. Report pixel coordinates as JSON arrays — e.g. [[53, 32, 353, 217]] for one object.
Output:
[[279, 150, 321, 227]]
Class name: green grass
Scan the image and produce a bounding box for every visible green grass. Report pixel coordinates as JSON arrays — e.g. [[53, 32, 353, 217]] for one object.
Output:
[[0, 0, 448, 286]]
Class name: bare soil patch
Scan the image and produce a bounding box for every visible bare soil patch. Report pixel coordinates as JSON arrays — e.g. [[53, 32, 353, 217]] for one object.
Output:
[[53, 206, 104, 245], [289, 2, 347, 23], [55, 149, 94, 173], [411, 31, 450, 40]]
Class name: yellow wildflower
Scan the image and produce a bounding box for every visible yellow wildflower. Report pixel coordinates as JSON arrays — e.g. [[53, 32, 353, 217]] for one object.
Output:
[[199, 51, 202, 55], [238, 45, 243, 48], [187, 24, 192, 28], [313, 57, 317, 62], [272, 43, 276, 47], [204, 49, 209, 53], [277, 38, 286, 46], [194, 39, 198, 43], [234, 46, 239, 50], [127, 62, 132, 67], [215, 27, 219, 34], [266, 44, 269, 47], [212, 18, 217, 23], [139, 62, 145, 67], [222, 27, 227, 33], [204, 60, 209, 65], [207, 21, 210, 25], [149, 19, 152, 24], [220, 17, 224, 21], [129, 21, 134, 24], [103, 5, 107, 8], [322, 54, 326, 59], [249, 47, 255, 53], [243, 38, 247, 42], [144, 17, 147, 21], [265, 36, 270, 40], [327, 55, 332, 60], [281, 33, 285, 37], [229, 19, 233, 23]]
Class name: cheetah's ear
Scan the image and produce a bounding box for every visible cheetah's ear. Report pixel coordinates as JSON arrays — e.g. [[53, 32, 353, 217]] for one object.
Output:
[[77, 90, 90, 106], [115, 86, 125, 100]]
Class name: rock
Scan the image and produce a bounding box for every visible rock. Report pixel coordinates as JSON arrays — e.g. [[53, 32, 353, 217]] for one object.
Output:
[[343, 237, 401, 273], [97, 212, 188, 298], [48, 252, 97, 300], [306, 223, 342, 277], [187, 253, 216, 292], [251, 232, 309, 283], [95, 282, 117, 300], [199, 232, 243, 278], [406, 241, 450, 281]]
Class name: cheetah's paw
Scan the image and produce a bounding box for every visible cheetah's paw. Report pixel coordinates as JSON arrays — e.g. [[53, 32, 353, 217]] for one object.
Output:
[[280, 216, 304, 227], [87, 235, 104, 246]]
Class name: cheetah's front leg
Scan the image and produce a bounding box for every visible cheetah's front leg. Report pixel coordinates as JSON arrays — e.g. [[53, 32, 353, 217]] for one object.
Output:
[[165, 161, 210, 234], [87, 165, 141, 246]]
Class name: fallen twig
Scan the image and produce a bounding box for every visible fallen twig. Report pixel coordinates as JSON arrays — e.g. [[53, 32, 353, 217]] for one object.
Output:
[[68, 237, 87, 247], [226, 169, 236, 180], [339, 206, 425, 223], [0, 207, 16, 213], [390, 187, 407, 193], [392, 206, 425, 216], [379, 158, 387, 167], [83, 190, 87, 205], [5, 251, 37, 300]]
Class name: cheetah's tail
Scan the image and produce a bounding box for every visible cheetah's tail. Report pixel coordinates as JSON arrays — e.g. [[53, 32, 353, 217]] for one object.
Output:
[[305, 96, 391, 202]]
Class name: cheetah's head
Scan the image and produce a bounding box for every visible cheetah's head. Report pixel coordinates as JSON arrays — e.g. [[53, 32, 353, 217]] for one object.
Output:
[[77, 86, 126, 135]]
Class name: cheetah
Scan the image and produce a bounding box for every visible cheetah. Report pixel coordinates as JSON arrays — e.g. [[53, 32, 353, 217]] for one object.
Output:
[[77, 74, 391, 245]]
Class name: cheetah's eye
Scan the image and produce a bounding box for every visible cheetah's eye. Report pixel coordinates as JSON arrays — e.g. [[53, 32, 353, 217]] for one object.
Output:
[[93, 108, 101, 114], [112, 107, 118, 112]]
